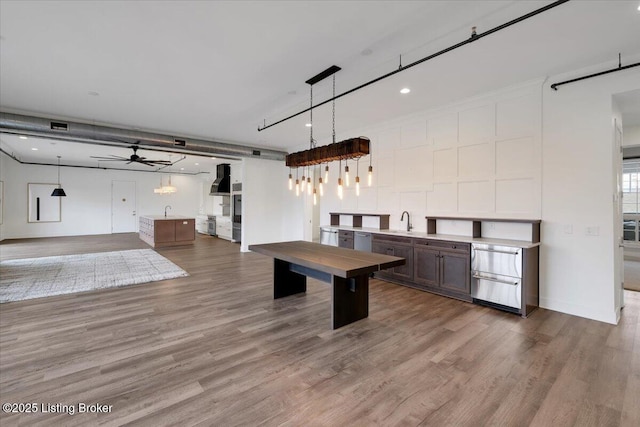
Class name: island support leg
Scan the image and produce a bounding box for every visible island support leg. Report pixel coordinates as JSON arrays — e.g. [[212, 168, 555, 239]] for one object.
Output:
[[273, 259, 306, 299], [331, 274, 369, 329]]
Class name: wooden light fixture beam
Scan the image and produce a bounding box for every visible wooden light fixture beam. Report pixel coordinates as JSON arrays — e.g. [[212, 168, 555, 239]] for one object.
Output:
[[286, 137, 369, 168]]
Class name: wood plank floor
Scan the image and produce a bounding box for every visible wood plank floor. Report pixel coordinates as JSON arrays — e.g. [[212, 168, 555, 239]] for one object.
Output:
[[1, 233, 639, 426]]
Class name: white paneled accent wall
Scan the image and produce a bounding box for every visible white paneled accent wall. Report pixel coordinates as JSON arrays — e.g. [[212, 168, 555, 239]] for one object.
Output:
[[320, 80, 542, 232]]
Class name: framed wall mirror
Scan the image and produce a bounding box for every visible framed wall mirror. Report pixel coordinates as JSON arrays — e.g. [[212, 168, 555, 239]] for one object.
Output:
[[28, 183, 61, 223]]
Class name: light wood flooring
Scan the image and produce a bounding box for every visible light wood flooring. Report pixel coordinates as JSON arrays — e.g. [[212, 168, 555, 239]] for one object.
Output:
[[1, 233, 639, 426]]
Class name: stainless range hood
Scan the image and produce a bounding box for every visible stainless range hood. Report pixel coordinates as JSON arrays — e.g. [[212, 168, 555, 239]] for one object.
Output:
[[210, 164, 231, 195]]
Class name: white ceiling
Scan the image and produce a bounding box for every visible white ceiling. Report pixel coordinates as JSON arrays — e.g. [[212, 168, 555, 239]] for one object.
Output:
[[1, 0, 640, 166]]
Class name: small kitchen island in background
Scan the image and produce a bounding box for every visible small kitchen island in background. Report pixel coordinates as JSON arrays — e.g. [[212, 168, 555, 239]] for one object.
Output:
[[139, 215, 195, 248]]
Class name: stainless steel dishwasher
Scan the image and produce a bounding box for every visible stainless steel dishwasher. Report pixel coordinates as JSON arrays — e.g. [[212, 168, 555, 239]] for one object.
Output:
[[354, 231, 372, 252], [320, 227, 339, 246], [471, 243, 522, 311]]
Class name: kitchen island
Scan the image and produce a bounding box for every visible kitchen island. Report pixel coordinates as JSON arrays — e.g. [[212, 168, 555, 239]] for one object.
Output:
[[139, 215, 196, 248]]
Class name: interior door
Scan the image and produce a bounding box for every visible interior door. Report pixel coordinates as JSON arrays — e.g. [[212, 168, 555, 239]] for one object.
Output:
[[112, 180, 137, 233]]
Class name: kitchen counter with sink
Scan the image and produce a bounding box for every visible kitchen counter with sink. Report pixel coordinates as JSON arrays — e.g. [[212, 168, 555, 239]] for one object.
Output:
[[321, 225, 540, 249], [320, 215, 540, 317]]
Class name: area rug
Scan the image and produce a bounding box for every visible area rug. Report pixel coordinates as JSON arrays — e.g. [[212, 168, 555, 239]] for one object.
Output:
[[624, 260, 640, 292], [0, 249, 189, 303]]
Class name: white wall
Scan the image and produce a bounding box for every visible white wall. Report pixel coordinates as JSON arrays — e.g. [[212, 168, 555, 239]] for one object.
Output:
[[319, 80, 543, 230], [240, 157, 304, 252], [623, 125, 640, 147], [541, 62, 639, 324], [0, 155, 204, 240]]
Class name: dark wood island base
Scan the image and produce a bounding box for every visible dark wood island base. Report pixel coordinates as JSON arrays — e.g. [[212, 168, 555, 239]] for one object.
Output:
[[250, 241, 404, 329]]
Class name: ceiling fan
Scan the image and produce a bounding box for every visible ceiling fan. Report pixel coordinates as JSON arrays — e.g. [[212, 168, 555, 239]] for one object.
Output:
[[90, 145, 173, 167]]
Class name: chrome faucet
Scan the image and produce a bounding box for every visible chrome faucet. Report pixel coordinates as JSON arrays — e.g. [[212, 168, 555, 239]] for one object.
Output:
[[401, 211, 412, 232], [164, 205, 172, 217]]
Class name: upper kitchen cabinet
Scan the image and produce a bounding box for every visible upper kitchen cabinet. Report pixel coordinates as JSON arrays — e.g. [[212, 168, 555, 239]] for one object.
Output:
[[230, 162, 242, 184]]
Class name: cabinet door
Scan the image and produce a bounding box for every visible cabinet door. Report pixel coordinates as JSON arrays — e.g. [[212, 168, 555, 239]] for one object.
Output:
[[440, 251, 470, 294], [339, 237, 354, 249], [175, 219, 195, 241], [372, 241, 394, 256], [392, 244, 414, 281], [414, 246, 439, 287], [154, 220, 175, 243]]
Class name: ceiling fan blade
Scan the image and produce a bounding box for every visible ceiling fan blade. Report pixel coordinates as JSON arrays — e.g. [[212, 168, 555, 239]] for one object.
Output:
[[90, 155, 128, 160], [146, 160, 173, 164], [137, 161, 156, 167], [94, 159, 129, 162]]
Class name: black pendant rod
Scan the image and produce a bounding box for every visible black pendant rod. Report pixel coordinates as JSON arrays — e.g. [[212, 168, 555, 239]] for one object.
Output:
[[550, 60, 640, 91], [258, 0, 570, 132]]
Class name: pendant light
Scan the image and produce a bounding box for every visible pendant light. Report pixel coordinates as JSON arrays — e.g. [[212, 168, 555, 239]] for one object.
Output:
[[368, 150, 373, 186], [51, 156, 67, 197], [355, 159, 360, 196], [154, 176, 164, 194], [163, 175, 177, 194], [345, 160, 350, 187], [337, 158, 343, 200], [295, 168, 300, 196], [288, 167, 293, 190], [324, 164, 329, 183]]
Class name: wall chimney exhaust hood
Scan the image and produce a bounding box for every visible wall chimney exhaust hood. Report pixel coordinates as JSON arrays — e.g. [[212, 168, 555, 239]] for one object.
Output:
[[210, 164, 231, 195]]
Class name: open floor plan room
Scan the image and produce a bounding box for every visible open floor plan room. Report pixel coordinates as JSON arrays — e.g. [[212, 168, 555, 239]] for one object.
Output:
[[1, 234, 638, 426]]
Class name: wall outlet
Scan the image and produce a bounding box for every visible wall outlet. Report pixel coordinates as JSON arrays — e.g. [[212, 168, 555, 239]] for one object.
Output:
[[488, 222, 495, 230], [564, 224, 573, 234], [585, 226, 599, 236]]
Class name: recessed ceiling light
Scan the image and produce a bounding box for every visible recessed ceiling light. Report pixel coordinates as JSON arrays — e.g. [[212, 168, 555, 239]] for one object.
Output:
[[195, 163, 199, 166], [180, 167, 184, 170], [305, 123, 312, 127], [19, 135, 28, 139], [400, 88, 411, 94], [211, 157, 216, 160], [31, 147, 38, 151]]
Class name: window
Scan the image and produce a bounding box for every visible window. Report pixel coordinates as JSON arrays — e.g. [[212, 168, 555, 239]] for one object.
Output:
[[623, 159, 640, 243]]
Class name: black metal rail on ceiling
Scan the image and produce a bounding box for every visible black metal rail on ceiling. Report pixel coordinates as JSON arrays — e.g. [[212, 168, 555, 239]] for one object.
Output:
[[257, 0, 571, 132], [550, 57, 640, 91]]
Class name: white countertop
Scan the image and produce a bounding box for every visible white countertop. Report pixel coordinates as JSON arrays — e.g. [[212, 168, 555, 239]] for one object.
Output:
[[141, 215, 195, 220], [321, 225, 540, 249]]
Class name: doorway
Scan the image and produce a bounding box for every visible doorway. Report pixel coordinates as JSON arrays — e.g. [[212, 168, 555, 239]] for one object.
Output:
[[615, 89, 640, 304], [112, 180, 137, 233]]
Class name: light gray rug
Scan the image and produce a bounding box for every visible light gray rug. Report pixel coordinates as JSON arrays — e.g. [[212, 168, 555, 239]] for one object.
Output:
[[0, 249, 189, 303]]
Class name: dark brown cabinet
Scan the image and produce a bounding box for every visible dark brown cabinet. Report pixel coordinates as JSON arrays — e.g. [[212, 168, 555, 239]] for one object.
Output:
[[372, 235, 414, 281], [413, 239, 470, 296], [338, 230, 354, 249], [139, 216, 196, 248]]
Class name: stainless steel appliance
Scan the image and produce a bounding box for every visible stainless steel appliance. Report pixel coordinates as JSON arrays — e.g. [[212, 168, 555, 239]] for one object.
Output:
[[207, 215, 216, 236], [320, 227, 338, 247], [471, 243, 522, 311], [232, 193, 241, 243], [354, 231, 372, 252]]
